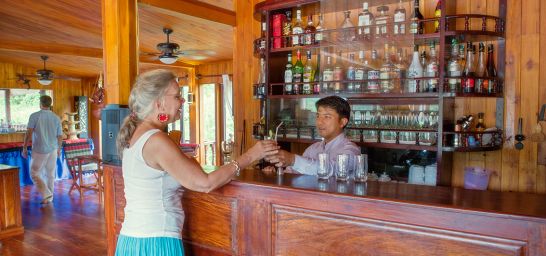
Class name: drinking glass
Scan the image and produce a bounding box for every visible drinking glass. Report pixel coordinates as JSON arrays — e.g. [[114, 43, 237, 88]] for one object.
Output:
[[335, 154, 349, 181], [354, 154, 368, 182], [317, 153, 331, 180], [220, 140, 234, 164]]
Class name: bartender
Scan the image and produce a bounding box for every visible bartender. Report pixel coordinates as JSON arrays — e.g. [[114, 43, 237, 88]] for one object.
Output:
[[265, 96, 360, 175]]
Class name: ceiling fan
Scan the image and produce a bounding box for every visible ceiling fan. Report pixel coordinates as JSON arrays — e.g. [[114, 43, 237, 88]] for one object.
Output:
[[35, 55, 54, 85], [142, 27, 216, 64]]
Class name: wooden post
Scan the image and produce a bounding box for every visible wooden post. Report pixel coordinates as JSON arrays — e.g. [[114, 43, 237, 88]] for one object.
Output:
[[101, 0, 139, 105]]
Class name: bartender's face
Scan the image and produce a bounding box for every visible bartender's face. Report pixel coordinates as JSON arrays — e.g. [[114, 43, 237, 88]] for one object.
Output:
[[315, 106, 347, 142]]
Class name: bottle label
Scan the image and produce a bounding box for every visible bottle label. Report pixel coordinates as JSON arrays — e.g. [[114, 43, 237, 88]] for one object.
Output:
[[323, 70, 334, 81], [292, 28, 303, 45], [285, 70, 293, 83], [315, 32, 323, 41], [368, 71, 380, 90], [333, 69, 343, 81], [394, 12, 405, 23], [347, 69, 355, 80], [358, 15, 371, 26], [293, 73, 302, 83], [304, 34, 313, 45], [355, 70, 365, 80], [409, 21, 418, 34], [285, 83, 293, 92]]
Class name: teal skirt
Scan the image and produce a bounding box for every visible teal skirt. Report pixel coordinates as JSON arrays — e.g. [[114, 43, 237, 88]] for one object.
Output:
[[115, 234, 185, 256]]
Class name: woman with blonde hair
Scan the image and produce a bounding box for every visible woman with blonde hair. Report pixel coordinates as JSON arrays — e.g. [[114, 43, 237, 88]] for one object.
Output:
[[115, 69, 277, 255]]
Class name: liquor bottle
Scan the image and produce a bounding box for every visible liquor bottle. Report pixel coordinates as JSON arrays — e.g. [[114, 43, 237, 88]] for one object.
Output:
[[425, 42, 439, 92], [475, 42, 486, 94], [315, 13, 325, 44], [476, 112, 486, 132], [459, 43, 466, 70], [322, 56, 334, 92], [409, 0, 424, 34], [375, 6, 390, 39], [394, 48, 407, 93], [292, 9, 304, 46], [346, 53, 356, 93], [333, 51, 344, 93], [358, 2, 374, 40], [313, 53, 321, 94], [447, 38, 462, 93], [255, 57, 266, 99], [462, 42, 475, 93], [303, 50, 314, 95], [259, 22, 267, 51], [368, 49, 381, 93], [282, 11, 292, 47], [486, 44, 497, 94], [355, 50, 367, 93], [304, 15, 316, 45], [394, 0, 406, 35], [292, 50, 304, 94], [340, 11, 355, 42], [434, 0, 442, 33], [380, 44, 394, 93], [284, 53, 293, 94], [420, 50, 427, 67], [407, 45, 423, 93]]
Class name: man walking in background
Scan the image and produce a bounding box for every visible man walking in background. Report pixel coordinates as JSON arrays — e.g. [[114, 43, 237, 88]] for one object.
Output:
[[22, 95, 63, 204]]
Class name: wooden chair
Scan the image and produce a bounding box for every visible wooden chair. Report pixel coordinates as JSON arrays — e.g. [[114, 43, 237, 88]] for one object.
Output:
[[62, 139, 103, 199]]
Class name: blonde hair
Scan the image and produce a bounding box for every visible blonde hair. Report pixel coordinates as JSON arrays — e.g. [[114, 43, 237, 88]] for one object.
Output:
[[116, 69, 177, 157]]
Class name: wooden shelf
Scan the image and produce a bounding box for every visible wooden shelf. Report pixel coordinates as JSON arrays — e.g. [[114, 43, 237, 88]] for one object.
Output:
[[277, 138, 437, 151], [442, 145, 502, 152]]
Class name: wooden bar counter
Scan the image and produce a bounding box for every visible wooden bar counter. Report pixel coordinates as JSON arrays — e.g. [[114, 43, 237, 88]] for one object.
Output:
[[0, 164, 23, 240], [104, 164, 546, 255]]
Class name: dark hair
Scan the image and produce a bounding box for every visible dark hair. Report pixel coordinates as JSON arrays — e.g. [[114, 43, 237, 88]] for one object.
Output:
[[315, 96, 351, 121], [40, 95, 52, 108]]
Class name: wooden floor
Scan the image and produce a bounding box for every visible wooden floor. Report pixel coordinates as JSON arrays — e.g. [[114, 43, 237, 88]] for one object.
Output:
[[0, 179, 107, 255]]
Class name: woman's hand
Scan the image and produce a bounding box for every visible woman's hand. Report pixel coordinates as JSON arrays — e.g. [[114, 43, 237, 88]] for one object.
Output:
[[245, 140, 279, 162]]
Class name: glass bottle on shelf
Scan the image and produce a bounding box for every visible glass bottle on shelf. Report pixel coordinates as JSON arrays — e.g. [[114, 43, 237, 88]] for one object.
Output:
[[303, 50, 314, 95], [355, 50, 367, 93], [346, 53, 356, 93], [322, 55, 334, 93], [340, 11, 355, 42], [462, 42, 475, 93], [486, 44, 497, 94], [409, 0, 424, 35], [394, 48, 407, 93], [425, 42, 439, 92], [368, 49, 381, 93], [292, 50, 304, 94], [407, 45, 423, 93], [447, 38, 462, 93], [475, 42, 486, 94], [255, 57, 266, 99], [259, 22, 267, 51], [304, 15, 316, 45], [380, 44, 393, 93], [315, 13, 325, 44], [333, 51, 344, 93], [420, 50, 427, 67], [314, 52, 321, 94], [282, 11, 292, 48], [292, 9, 304, 46], [375, 6, 390, 39], [459, 43, 466, 68], [358, 2, 374, 40], [284, 53, 294, 94], [434, 0, 442, 33], [394, 0, 406, 36]]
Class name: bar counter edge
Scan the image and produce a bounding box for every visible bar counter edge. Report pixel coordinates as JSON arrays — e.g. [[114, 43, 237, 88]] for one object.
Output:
[[104, 163, 546, 256]]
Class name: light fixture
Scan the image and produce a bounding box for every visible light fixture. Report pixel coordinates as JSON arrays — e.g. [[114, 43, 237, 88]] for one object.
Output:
[[159, 53, 178, 64], [36, 55, 54, 85], [157, 27, 179, 65]]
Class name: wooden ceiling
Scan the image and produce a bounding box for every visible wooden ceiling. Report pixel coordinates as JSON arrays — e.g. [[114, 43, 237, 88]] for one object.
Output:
[[0, 0, 234, 78]]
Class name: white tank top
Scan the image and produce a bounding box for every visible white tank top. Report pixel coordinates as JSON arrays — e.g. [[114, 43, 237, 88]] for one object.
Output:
[[119, 129, 184, 239]]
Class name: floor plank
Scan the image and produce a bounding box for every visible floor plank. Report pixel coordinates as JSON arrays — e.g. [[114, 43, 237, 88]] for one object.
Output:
[[0, 179, 106, 256]]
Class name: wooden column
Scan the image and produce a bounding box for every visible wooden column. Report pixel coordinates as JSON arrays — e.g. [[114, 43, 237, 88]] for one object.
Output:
[[0, 165, 23, 240], [101, 0, 139, 105]]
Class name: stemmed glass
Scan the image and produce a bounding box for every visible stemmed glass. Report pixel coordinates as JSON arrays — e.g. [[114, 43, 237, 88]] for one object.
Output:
[[220, 139, 234, 164]]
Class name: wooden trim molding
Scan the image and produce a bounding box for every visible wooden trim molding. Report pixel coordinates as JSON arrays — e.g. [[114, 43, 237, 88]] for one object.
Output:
[[138, 0, 236, 26]]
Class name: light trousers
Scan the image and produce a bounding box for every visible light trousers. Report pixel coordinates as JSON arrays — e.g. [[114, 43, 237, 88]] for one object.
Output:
[[29, 150, 58, 200]]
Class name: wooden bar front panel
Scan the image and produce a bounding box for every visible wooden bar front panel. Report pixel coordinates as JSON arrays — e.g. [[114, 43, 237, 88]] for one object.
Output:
[[0, 165, 23, 239], [105, 166, 546, 255]]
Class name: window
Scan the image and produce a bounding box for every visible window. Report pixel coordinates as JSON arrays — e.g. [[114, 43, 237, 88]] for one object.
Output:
[[200, 84, 217, 166], [168, 86, 191, 143], [222, 82, 234, 142], [0, 89, 52, 130]]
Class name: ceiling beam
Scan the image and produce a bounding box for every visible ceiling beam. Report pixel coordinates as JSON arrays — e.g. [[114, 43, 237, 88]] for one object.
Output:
[[138, 0, 236, 26], [0, 39, 195, 68], [0, 39, 103, 58]]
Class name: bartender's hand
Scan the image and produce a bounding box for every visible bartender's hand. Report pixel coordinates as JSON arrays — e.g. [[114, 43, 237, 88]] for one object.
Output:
[[265, 149, 295, 167]]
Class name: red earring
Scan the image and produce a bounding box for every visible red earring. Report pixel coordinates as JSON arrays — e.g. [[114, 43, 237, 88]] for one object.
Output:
[[157, 113, 169, 123]]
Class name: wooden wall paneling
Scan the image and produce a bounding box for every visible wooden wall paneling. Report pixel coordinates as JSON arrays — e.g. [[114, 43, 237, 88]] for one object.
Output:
[[518, 0, 540, 193], [538, 0, 546, 194], [236, 198, 271, 255], [233, 0, 262, 157], [501, 0, 522, 193], [0, 167, 24, 240]]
